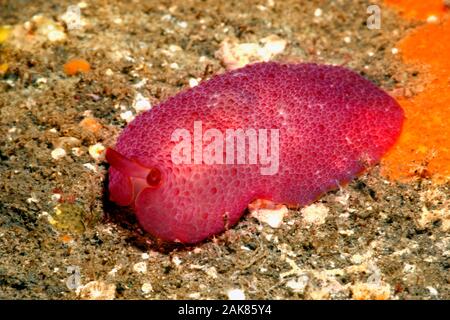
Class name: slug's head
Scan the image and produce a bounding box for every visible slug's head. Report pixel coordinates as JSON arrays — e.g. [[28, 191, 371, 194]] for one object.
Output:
[[106, 148, 163, 206], [106, 147, 239, 244]]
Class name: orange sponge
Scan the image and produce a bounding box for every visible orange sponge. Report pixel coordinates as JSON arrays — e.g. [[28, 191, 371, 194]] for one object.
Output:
[[381, 17, 450, 182], [384, 0, 448, 20], [64, 58, 91, 76]]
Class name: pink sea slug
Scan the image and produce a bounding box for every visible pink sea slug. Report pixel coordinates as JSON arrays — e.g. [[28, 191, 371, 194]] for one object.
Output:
[[106, 62, 404, 243]]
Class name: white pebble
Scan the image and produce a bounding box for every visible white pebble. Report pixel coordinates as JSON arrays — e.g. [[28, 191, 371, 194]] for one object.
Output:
[[172, 256, 182, 266], [350, 254, 364, 264], [51, 194, 61, 202], [71, 147, 83, 157], [51, 148, 66, 160], [133, 79, 147, 89], [141, 282, 153, 294], [177, 21, 188, 28], [169, 44, 182, 52], [133, 261, 147, 274], [48, 30, 66, 42], [256, 5, 267, 12], [286, 275, 309, 293], [83, 163, 98, 172], [36, 77, 47, 85], [403, 263, 415, 273], [301, 203, 329, 226], [427, 286, 438, 296], [108, 266, 120, 276], [88, 143, 105, 161], [78, 2, 88, 9], [260, 35, 287, 57], [391, 48, 399, 55], [26, 195, 39, 204], [120, 110, 135, 123], [189, 78, 200, 88], [132, 93, 152, 112], [314, 8, 322, 17], [250, 205, 287, 228], [105, 68, 114, 76], [227, 289, 246, 300], [205, 266, 218, 279], [161, 14, 172, 21]]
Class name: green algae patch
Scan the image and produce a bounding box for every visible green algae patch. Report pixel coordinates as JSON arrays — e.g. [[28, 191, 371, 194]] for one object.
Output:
[[49, 203, 87, 234]]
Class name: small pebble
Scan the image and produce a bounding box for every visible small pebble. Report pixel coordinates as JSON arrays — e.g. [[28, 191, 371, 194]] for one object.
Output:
[[301, 203, 329, 226], [172, 256, 182, 266], [177, 21, 188, 28], [88, 143, 105, 161], [227, 289, 246, 300], [78, 281, 116, 300], [427, 286, 438, 296], [250, 204, 287, 228], [26, 195, 39, 204], [120, 110, 135, 123], [205, 266, 218, 279], [133, 261, 147, 274], [189, 78, 200, 88], [133, 79, 147, 89], [48, 29, 66, 42], [51, 194, 61, 202], [132, 93, 152, 112], [108, 265, 121, 276], [51, 148, 66, 160], [403, 263, 415, 273], [83, 163, 97, 172], [105, 68, 114, 76], [286, 275, 309, 294], [141, 282, 153, 294]]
